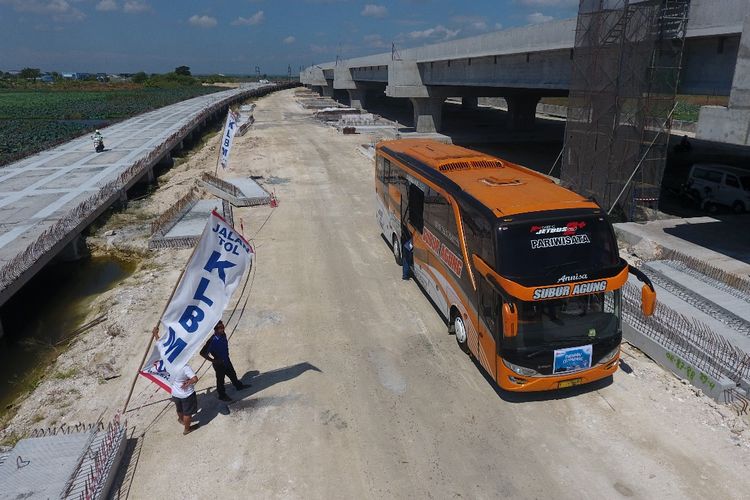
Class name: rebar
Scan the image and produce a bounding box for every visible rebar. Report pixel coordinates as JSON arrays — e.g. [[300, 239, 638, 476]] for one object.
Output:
[[642, 262, 750, 336], [656, 248, 750, 298], [622, 282, 750, 384], [201, 172, 242, 198], [149, 188, 199, 237]]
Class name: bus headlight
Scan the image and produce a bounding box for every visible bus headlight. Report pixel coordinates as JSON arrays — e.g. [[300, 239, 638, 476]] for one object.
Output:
[[502, 360, 539, 377], [599, 345, 620, 364]]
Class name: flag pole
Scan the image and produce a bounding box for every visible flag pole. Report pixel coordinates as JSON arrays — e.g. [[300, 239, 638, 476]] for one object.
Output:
[[122, 240, 202, 413]]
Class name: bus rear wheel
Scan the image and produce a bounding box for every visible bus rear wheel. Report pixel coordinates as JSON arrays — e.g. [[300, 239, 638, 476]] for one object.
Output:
[[392, 235, 402, 266], [453, 314, 469, 354]]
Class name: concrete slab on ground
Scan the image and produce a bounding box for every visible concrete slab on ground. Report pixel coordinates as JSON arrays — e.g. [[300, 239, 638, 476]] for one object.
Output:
[[0, 433, 91, 499], [163, 199, 223, 239], [615, 216, 750, 277], [200, 177, 271, 207]]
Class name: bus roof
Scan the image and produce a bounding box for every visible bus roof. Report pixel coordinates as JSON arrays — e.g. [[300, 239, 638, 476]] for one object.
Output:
[[378, 139, 600, 217]]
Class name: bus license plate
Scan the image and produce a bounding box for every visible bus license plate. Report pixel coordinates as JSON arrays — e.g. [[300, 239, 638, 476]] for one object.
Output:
[[558, 378, 582, 389]]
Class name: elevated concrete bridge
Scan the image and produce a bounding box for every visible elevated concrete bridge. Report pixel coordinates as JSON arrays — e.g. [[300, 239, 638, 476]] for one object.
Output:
[[0, 83, 293, 336], [301, 0, 750, 144]]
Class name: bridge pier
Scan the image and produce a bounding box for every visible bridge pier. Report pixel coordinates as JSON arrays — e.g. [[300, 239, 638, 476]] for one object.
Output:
[[171, 141, 184, 156], [57, 234, 88, 262], [697, 15, 750, 145], [410, 97, 445, 133], [461, 96, 479, 110], [506, 95, 541, 131], [347, 89, 367, 110]]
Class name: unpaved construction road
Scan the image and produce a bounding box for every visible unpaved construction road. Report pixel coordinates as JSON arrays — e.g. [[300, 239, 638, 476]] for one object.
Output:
[[5, 89, 748, 499], [120, 90, 750, 499]]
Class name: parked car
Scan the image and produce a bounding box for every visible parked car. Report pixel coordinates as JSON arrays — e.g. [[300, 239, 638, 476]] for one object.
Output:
[[683, 163, 750, 214]]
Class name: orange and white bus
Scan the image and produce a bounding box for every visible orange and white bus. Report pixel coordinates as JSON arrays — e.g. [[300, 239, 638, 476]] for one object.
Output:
[[375, 139, 655, 392]]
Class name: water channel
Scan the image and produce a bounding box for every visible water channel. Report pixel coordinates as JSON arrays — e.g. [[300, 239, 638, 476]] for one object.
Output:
[[0, 256, 135, 416]]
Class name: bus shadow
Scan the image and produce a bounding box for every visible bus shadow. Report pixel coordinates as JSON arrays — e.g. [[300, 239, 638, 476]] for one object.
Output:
[[469, 355, 615, 402]]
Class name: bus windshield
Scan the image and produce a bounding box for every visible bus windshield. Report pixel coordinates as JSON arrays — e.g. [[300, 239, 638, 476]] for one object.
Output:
[[503, 291, 621, 350], [496, 215, 619, 281]]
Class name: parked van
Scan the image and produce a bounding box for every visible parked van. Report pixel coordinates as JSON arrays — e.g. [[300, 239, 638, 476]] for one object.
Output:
[[684, 164, 750, 213]]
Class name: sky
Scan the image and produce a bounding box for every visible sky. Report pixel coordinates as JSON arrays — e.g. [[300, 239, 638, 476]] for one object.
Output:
[[0, 0, 579, 75]]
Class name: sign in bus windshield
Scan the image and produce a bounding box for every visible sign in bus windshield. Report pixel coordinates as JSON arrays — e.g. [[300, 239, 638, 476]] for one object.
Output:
[[497, 216, 619, 281]]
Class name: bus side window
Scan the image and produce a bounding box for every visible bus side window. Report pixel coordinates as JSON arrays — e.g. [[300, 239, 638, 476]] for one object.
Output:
[[425, 189, 460, 246], [461, 207, 493, 265], [376, 156, 384, 181]]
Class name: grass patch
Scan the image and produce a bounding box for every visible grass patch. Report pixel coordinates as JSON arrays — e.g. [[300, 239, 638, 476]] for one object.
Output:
[[53, 367, 79, 380], [0, 432, 22, 448]]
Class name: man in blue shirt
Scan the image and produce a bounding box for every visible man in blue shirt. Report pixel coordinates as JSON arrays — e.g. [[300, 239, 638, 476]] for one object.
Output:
[[200, 320, 249, 402]]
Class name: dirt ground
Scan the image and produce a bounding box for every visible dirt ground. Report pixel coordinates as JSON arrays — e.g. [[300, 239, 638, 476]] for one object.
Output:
[[2, 89, 750, 499]]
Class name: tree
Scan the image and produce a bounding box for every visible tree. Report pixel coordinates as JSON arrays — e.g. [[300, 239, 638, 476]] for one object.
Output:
[[19, 68, 41, 81], [174, 65, 191, 76], [132, 71, 148, 83]]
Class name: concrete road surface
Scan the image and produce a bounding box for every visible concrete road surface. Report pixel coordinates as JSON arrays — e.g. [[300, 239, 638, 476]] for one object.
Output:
[[126, 90, 750, 499]]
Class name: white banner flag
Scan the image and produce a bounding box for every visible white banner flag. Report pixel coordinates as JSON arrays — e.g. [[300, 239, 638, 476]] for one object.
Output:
[[140, 210, 253, 392], [219, 109, 239, 169]]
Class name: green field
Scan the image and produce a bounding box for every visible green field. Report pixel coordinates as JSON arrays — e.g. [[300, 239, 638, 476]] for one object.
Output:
[[0, 86, 226, 165]]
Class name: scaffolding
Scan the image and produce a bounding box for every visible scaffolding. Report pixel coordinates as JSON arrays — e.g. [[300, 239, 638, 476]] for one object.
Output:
[[561, 0, 690, 221]]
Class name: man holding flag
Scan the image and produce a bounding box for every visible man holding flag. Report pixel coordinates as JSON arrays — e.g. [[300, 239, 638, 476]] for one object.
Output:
[[129, 210, 254, 427]]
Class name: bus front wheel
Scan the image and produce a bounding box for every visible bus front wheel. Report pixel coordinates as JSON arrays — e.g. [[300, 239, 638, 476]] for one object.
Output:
[[453, 314, 469, 354], [392, 235, 402, 266]]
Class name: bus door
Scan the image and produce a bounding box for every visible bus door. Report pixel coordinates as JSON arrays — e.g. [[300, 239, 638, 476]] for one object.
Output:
[[477, 276, 500, 378], [407, 182, 424, 231]]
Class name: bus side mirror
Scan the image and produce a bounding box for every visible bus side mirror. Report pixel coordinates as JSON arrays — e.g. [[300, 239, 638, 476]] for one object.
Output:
[[641, 285, 656, 317], [629, 264, 656, 317], [502, 302, 518, 338]]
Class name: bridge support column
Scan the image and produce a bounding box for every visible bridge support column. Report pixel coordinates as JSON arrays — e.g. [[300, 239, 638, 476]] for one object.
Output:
[[158, 154, 174, 169], [58, 234, 88, 262], [506, 95, 541, 131], [461, 96, 478, 110], [347, 89, 367, 110], [410, 97, 445, 133], [697, 16, 750, 145]]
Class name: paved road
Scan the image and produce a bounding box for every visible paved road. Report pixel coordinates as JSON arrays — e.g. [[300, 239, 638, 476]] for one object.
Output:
[[127, 90, 750, 499]]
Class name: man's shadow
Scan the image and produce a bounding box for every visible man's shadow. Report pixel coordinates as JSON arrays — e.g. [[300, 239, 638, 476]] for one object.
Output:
[[195, 362, 321, 428]]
